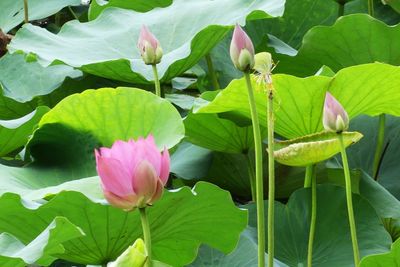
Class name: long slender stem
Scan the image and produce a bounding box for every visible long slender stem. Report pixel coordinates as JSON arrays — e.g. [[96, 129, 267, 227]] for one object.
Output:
[[338, 2, 345, 18], [152, 64, 162, 97], [304, 164, 314, 188], [205, 54, 220, 90], [266, 82, 275, 267], [244, 73, 265, 267], [338, 134, 360, 267], [246, 153, 257, 202], [23, 0, 29, 23], [68, 6, 80, 21], [368, 0, 374, 17], [139, 208, 152, 267], [372, 114, 386, 179], [305, 165, 317, 267]]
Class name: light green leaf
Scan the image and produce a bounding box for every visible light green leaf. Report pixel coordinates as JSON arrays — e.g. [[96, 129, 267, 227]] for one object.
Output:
[[274, 131, 363, 166], [0, 217, 84, 267], [360, 238, 400, 267], [246, 184, 392, 267], [185, 113, 264, 153], [27, 88, 184, 167], [0, 182, 247, 266], [0, 106, 48, 156], [0, 53, 81, 102], [0, 0, 81, 33], [197, 63, 400, 139], [9, 0, 284, 83]]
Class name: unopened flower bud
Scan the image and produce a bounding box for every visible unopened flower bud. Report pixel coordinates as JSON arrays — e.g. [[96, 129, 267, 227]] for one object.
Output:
[[107, 238, 147, 267], [230, 24, 255, 72], [137, 25, 163, 65], [323, 92, 349, 133]]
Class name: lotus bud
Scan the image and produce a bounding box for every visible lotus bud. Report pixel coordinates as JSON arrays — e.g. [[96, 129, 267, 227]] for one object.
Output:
[[137, 25, 163, 65], [323, 92, 349, 133], [107, 238, 147, 267], [95, 135, 170, 211], [230, 24, 255, 72]]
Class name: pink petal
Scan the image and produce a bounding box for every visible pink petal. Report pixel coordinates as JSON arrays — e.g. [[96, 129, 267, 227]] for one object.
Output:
[[103, 190, 139, 211], [138, 25, 159, 51], [109, 140, 137, 177], [149, 179, 164, 205], [159, 147, 170, 185], [232, 24, 254, 54], [132, 136, 162, 176], [96, 156, 134, 197], [132, 160, 158, 204]]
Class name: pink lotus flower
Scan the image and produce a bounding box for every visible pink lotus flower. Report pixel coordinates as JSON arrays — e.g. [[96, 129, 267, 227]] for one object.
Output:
[[230, 24, 255, 72], [137, 25, 163, 65], [323, 92, 349, 133], [95, 135, 170, 211]]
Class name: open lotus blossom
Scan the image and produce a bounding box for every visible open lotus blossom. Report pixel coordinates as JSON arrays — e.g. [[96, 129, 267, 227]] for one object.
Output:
[[137, 25, 163, 65], [95, 135, 170, 211], [323, 92, 349, 133], [230, 24, 255, 72]]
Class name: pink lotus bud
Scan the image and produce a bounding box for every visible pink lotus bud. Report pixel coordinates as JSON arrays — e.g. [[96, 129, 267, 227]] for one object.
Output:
[[137, 25, 163, 65], [95, 135, 170, 211], [230, 24, 255, 72], [323, 92, 349, 133]]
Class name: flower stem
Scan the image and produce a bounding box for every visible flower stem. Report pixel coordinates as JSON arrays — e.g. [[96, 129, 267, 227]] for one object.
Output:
[[152, 64, 162, 97], [244, 73, 265, 267], [305, 164, 317, 267], [246, 153, 257, 202], [372, 114, 385, 179], [266, 82, 275, 267], [338, 134, 360, 267], [139, 207, 152, 267], [205, 54, 220, 90], [23, 0, 29, 23], [368, 0, 374, 17]]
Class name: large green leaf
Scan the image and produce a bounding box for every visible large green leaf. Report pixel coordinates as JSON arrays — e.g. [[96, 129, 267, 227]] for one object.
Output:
[[360, 238, 400, 267], [189, 230, 288, 267], [0, 0, 81, 33], [273, 14, 400, 76], [185, 113, 266, 154], [0, 217, 84, 267], [0, 107, 48, 156], [88, 0, 172, 20], [0, 182, 247, 266], [27, 88, 184, 168], [196, 63, 400, 139], [0, 53, 81, 102], [8, 0, 284, 83], [246, 185, 392, 267]]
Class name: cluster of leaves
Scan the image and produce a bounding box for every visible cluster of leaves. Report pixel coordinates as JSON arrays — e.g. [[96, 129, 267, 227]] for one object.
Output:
[[1, 0, 400, 266]]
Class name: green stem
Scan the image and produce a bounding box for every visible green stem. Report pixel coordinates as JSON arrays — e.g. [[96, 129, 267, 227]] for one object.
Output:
[[304, 164, 314, 188], [305, 164, 317, 267], [246, 153, 257, 202], [368, 0, 374, 17], [68, 6, 80, 21], [139, 208, 152, 267], [244, 73, 265, 267], [338, 1, 345, 17], [338, 134, 360, 267], [152, 64, 162, 97], [23, 0, 29, 23], [266, 83, 275, 267], [205, 54, 220, 90], [372, 114, 385, 179]]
